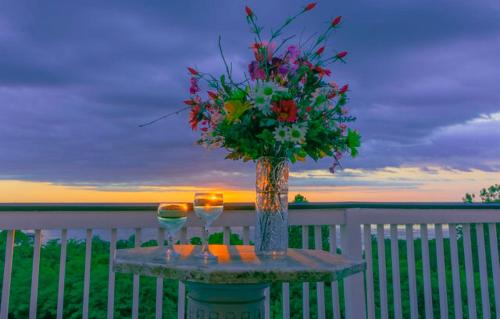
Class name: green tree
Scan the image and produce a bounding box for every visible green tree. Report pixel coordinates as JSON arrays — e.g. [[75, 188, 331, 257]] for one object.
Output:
[[293, 194, 308, 203], [463, 184, 500, 203]]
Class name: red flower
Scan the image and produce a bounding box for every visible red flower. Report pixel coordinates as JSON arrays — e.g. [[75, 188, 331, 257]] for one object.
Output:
[[207, 91, 218, 100], [306, 106, 312, 112], [331, 16, 342, 27], [189, 105, 201, 130], [245, 6, 253, 17], [314, 66, 331, 77], [327, 92, 337, 99], [302, 60, 313, 69], [304, 2, 317, 11], [272, 100, 298, 123], [315, 47, 325, 55], [339, 84, 349, 94], [187, 67, 199, 75], [184, 99, 196, 105], [336, 51, 348, 59]]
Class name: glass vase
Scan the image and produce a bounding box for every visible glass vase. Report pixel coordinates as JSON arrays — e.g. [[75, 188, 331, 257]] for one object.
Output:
[[255, 156, 289, 257]]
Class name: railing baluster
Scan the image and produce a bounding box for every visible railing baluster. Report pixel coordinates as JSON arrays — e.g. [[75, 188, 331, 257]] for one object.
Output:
[[178, 227, 187, 319], [390, 225, 402, 319], [421, 224, 434, 319], [282, 225, 290, 319], [488, 223, 500, 315], [156, 228, 165, 319], [314, 225, 325, 319], [435, 224, 449, 319], [463, 224, 477, 319], [376, 224, 388, 319], [476, 224, 490, 319], [56, 229, 68, 319], [82, 228, 93, 319], [302, 225, 310, 319], [223, 226, 231, 245], [264, 286, 270, 319], [330, 225, 341, 319], [243, 226, 250, 245], [448, 224, 463, 319], [405, 224, 419, 319], [363, 225, 375, 319], [282, 282, 290, 319], [29, 230, 41, 319], [1, 230, 15, 319], [107, 228, 117, 319], [132, 228, 142, 319]]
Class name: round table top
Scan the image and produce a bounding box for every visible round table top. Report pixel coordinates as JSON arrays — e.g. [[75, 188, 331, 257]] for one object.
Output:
[[113, 244, 365, 284]]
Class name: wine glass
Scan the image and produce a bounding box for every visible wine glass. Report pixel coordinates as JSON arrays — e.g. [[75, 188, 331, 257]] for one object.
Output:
[[193, 193, 224, 260], [157, 203, 188, 260]]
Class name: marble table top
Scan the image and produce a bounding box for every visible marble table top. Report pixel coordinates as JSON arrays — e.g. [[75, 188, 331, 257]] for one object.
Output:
[[113, 245, 365, 284]]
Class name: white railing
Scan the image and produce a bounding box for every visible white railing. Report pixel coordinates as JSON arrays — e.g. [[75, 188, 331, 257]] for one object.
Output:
[[1, 204, 499, 319]]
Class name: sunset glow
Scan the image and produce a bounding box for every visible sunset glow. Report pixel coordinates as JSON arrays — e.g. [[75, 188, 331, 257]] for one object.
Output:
[[1, 166, 498, 203]]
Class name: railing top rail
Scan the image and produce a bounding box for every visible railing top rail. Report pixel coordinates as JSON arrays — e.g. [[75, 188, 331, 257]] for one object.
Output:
[[1, 202, 499, 212]]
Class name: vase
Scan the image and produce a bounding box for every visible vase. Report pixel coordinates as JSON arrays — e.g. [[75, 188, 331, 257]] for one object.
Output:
[[255, 156, 289, 257]]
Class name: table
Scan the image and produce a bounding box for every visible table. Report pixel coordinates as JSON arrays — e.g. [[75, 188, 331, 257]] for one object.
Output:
[[113, 245, 365, 318]]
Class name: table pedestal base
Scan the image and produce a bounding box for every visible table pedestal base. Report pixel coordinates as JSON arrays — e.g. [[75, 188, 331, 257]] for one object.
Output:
[[185, 282, 269, 319]]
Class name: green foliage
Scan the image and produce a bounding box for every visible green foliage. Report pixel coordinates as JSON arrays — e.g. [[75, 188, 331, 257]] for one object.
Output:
[[293, 194, 308, 203], [463, 184, 500, 203]]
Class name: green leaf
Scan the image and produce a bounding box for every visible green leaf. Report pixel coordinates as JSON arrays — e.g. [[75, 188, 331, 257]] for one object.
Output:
[[256, 129, 274, 143], [347, 129, 361, 157]]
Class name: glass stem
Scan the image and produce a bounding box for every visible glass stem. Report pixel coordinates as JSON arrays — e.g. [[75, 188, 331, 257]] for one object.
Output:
[[167, 233, 174, 255], [202, 225, 209, 255]]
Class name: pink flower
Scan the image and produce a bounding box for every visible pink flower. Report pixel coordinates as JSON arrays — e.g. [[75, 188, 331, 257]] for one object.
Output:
[[336, 51, 348, 59], [189, 77, 200, 94], [248, 61, 266, 80], [287, 45, 301, 60], [315, 47, 325, 56], [339, 84, 349, 94], [251, 42, 276, 61]]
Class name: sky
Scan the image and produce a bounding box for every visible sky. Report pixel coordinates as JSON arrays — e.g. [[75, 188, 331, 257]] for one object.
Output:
[[0, 0, 499, 203]]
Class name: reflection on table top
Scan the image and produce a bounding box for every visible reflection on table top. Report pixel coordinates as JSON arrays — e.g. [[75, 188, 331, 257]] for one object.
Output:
[[113, 244, 365, 284]]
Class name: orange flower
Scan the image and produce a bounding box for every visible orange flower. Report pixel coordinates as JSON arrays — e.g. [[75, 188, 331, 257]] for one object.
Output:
[[189, 105, 201, 130]]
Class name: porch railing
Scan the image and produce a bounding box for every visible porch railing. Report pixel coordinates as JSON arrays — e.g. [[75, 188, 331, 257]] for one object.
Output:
[[1, 203, 499, 318]]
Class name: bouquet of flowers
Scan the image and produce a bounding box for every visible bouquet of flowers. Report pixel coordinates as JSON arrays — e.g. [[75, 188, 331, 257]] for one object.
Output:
[[185, 2, 361, 173]]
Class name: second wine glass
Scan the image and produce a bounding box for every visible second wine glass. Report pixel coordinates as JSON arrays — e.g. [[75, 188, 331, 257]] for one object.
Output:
[[193, 193, 223, 260]]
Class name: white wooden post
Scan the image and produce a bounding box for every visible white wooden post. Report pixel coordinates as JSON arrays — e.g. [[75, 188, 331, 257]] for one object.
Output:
[[1, 230, 15, 319], [341, 209, 366, 319]]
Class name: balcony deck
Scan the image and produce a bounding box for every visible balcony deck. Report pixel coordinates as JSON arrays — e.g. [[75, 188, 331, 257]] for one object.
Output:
[[1, 203, 500, 318]]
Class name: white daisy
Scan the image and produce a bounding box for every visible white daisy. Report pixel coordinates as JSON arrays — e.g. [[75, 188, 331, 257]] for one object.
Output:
[[250, 82, 285, 116], [273, 126, 290, 143], [256, 81, 287, 97], [288, 124, 308, 144]]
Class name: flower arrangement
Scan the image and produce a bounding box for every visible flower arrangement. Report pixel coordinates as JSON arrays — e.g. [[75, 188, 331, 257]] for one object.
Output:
[[185, 2, 361, 172]]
